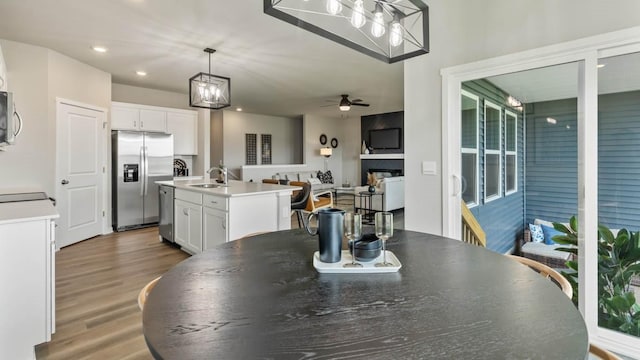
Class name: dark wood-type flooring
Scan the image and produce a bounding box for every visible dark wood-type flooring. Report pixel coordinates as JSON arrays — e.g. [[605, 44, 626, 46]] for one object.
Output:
[[36, 227, 188, 360]]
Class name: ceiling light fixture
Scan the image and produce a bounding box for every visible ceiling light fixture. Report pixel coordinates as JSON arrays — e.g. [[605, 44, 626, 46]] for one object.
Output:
[[597, 63, 606, 68], [136, 71, 147, 76], [189, 48, 231, 110], [264, 0, 429, 64], [236, 107, 243, 112], [92, 46, 108, 53], [339, 96, 351, 111]]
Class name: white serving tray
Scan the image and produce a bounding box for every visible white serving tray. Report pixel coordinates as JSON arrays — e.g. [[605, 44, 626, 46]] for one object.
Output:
[[313, 250, 402, 273]]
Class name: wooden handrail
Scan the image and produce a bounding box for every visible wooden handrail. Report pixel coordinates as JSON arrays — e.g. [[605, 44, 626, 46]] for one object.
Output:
[[461, 200, 486, 247]]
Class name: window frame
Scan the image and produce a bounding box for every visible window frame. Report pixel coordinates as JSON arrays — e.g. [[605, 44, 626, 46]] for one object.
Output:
[[484, 100, 502, 203], [461, 89, 480, 207], [504, 110, 518, 195]]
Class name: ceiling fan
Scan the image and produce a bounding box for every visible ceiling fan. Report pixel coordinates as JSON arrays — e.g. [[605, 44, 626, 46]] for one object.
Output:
[[324, 94, 370, 111]]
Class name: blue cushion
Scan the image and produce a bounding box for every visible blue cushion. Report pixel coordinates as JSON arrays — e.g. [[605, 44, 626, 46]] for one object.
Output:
[[541, 224, 563, 245], [528, 224, 544, 243]]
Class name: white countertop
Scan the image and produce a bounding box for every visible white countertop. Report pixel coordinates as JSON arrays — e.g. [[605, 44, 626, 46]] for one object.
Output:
[[156, 179, 302, 197], [0, 199, 59, 225]]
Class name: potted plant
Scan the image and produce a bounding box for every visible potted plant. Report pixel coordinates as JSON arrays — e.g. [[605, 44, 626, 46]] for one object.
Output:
[[552, 216, 640, 336]]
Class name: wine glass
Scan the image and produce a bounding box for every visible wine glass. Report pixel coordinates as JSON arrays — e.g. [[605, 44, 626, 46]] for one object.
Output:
[[343, 212, 363, 268], [374, 212, 394, 267]]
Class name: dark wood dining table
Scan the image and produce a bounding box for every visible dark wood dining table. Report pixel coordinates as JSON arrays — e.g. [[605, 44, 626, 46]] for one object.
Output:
[[142, 229, 588, 359]]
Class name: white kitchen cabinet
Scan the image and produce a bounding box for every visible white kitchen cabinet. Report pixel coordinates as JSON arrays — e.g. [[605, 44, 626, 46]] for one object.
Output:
[[174, 189, 203, 254], [166, 111, 197, 155], [139, 109, 167, 132], [111, 102, 198, 155], [111, 105, 139, 131], [0, 202, 57, 360], [203, 194, 228, 249], [111, 103, 166, 132], [203, 207, 227, 251]]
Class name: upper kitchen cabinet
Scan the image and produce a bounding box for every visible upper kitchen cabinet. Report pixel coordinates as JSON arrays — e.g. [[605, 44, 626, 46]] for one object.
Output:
[[167, 111, 197, 155], [111, 102, 198, 155], [111, 102, 166, 132]]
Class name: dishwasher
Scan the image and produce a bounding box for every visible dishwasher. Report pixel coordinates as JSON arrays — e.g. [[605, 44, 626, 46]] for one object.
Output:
[[158, 185, 174, 243]]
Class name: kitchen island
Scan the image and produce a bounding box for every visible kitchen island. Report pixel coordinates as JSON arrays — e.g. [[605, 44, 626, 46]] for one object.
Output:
[[155, 179, 301, 254]]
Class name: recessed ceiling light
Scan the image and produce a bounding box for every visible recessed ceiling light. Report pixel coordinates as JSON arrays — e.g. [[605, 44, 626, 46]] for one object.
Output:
[[136, 71, 147, 76], [92, 46, 108, 53], [597, 63, 606, 68], [236, 107, 243, 112]]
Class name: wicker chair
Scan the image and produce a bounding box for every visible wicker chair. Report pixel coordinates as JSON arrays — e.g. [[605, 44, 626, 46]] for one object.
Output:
[[589, 343, 621, 360], [137, 276, 162, 310], [507, 255, 573, 299]]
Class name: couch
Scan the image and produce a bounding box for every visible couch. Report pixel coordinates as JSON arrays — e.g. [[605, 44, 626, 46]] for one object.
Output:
[[354, 176, 404, 212], [275, 170, 335, 193], [518, 218, 574, 268]]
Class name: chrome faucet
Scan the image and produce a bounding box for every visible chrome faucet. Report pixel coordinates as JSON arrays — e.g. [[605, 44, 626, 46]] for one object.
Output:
[[207, 165, 228, 185]]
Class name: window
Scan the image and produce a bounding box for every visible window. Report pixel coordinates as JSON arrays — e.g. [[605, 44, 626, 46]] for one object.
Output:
[[484, 101, 502, 201], [461, 90, 479, 206], [505, 110, 517, 194]]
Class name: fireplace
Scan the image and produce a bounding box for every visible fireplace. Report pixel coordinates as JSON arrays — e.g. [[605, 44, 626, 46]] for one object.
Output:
[[361, 159, 404, 185]]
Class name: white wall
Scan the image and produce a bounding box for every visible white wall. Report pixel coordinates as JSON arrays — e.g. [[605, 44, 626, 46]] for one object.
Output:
[[404, 0, 640, 235], [303, 114, 360, 186], [112, 83, 189, 110], [0, 39, 111, 196], [221, 110, 302, 176]]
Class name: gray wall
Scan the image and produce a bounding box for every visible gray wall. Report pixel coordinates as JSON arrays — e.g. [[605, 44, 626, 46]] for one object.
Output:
[[0, 39, 111, 195], [525, 90, 640, 231], [463, 80, 525, 253]]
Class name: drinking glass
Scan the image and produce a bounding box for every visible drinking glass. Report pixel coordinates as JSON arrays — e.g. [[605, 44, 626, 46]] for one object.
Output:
[[374, 212, 394, 267], [343, 212, 363, 268]]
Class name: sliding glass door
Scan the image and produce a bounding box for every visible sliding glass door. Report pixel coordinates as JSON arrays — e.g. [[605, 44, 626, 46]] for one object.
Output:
[[443, 28, 640, 357], [596, 49, 640, 351]]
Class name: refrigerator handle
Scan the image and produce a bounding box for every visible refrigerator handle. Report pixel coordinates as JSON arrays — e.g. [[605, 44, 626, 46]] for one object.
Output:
[[144, 146, 149, 196], [140, 146, 145, 196]]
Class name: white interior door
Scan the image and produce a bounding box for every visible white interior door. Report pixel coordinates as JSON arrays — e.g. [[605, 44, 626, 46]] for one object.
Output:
[[56, 100, 105, 248]]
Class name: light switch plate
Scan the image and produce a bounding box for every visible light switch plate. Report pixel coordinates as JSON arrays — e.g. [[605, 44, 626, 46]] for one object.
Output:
[[422, 161, 437, 175]]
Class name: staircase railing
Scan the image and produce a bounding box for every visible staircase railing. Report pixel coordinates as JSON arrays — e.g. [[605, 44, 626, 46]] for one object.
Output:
[[461, 200, 486, 247]]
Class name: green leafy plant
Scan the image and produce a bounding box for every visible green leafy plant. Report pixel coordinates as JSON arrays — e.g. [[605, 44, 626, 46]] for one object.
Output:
[[552, 216, 640, 336]]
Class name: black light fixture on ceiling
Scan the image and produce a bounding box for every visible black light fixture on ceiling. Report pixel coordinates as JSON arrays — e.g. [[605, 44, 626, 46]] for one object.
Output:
[[264, 0, 429, 64], [189, 48, 231, 109]]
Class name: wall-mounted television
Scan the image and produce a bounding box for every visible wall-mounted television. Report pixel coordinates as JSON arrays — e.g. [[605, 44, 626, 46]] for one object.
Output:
[[369, 128, 401, 149]]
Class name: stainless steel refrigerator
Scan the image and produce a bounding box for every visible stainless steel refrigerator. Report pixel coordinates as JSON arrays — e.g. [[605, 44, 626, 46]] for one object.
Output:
[[112, 130, 173, 231]]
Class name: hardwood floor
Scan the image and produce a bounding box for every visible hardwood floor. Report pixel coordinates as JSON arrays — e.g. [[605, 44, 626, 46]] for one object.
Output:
[[36, 227, 188, 360], [36, 204, 402, 359]]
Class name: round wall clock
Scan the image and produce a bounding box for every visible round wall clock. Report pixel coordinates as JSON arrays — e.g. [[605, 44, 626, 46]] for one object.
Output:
[[331, 138, 338, 148], [319, 134, 327, 145]]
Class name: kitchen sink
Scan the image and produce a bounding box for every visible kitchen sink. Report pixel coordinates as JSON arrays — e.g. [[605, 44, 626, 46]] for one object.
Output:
[[188, 183, 222, 188]]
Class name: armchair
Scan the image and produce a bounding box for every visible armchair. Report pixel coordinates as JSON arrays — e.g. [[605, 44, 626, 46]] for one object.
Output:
[[353, 176, 404, 212], [289, 181, 333, 213]]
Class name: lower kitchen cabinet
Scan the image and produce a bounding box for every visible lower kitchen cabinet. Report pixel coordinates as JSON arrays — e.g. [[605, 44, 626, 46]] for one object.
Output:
[[203, 207, 227, 251], [0, 212, 56, 359], [174, 199, 202, 254]]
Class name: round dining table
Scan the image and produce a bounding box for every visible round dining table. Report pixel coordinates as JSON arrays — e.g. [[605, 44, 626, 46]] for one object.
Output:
[[143, 229, 588, 359]]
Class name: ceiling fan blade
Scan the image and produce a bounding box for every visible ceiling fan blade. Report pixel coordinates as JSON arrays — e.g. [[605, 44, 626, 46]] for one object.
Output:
[[351, 99, 364, 103], [351, 103, 370, 107], [320, 104, 337, 107]]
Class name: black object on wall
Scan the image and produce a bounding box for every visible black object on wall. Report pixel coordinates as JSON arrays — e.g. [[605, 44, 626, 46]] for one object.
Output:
[[360, 111, 404, 185]]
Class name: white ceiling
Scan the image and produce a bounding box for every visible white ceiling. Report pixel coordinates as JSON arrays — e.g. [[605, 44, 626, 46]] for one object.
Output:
[[0, 0, 404, 118]]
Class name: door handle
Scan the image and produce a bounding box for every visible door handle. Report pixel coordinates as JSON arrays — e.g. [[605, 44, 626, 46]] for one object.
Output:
[[61, 179, 69, 185], [452, 174, 461, 196]]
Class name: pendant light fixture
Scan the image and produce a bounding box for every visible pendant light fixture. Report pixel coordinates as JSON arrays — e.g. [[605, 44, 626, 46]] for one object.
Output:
[[189, 48, 231, 109], [264, 0, 429, 64]]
